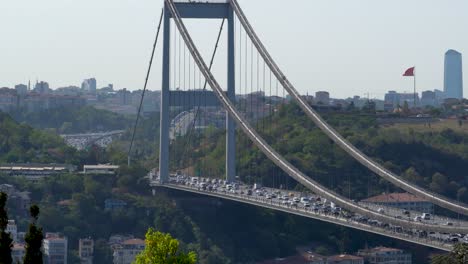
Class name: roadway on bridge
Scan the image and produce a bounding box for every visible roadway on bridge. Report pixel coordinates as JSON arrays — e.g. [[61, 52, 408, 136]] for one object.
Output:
[[151, 175, 468, 252]]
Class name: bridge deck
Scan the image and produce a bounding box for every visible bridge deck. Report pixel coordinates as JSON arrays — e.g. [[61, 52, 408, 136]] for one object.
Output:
[[152, 181, 453, 252]]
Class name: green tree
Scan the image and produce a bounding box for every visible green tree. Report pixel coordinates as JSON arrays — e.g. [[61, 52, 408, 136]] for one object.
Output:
[[134, 228, 196, 264], [431, 243, 468, 264], [0, 192, 13, 264], [23, 205, 44, 264]]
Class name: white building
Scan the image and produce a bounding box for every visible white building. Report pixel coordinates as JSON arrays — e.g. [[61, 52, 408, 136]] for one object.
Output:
[[79, 238, 94, 264], [327, 254, 364, 264], [6, 220, 17, 242], [361, 192, 434, 214], [81, 78, 97, 94], [444, 49, 463, 99], [112, 238, 145, 264], [43, 233, 68, 264], [358, 247, 412, 264], [12, 243, 25, 264], [0, 164, 75, 182]]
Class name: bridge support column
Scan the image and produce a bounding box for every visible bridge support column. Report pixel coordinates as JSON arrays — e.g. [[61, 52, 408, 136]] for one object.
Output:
[[226, 6, 236, 183], [159, 5, 171, 184]]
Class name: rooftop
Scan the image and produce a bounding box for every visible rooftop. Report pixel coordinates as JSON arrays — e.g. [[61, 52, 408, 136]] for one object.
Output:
[[328, 254, 363, 261], [362, 192, 429, 203], [123, 238, 145, 245], [359, 246, 406, 254], [83, 164, 119, 170]]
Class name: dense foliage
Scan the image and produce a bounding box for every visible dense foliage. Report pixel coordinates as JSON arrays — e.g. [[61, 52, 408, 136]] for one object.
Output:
[[187, 103, 468, 204], [0, 193, 13, 264], [431, 243, 468, 264], [3, 104, 468, 263], [23, 205, 44, 264], [0, 112, 79, 164], [134, 228, 197, 264], [10, 106, 132, 134]]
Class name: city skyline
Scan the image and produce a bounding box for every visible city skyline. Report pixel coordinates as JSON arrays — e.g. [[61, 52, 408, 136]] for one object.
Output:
[[1, 0, 467, 99]]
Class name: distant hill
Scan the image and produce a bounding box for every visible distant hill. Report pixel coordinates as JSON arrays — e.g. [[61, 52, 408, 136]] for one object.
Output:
[[0, 112, 79, 164], [10, 105, 133, 134]]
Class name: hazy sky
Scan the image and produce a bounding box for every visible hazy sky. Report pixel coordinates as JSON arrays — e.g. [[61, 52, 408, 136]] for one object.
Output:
[[1, 0, 467, 98]]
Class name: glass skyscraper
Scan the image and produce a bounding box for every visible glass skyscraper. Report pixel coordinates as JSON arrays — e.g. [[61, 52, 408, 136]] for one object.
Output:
[[444, 49, 463, 99]]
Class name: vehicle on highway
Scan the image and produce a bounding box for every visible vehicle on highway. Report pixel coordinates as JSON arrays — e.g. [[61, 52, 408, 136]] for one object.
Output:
[[422, 213, 431, 220]]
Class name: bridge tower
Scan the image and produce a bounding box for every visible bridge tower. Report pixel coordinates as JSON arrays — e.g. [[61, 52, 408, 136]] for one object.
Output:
[[159, 1, 236, 184]]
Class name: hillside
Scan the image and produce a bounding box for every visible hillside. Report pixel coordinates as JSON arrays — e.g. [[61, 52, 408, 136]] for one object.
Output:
[[183, 103, 468, 204], [10, 105, 132, 134], [0, 112, 79, 164]]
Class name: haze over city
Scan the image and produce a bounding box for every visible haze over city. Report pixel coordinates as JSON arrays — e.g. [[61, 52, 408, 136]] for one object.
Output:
[[2, 0, 467, 98]]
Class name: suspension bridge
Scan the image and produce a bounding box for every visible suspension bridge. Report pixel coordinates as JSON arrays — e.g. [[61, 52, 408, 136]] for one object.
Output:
[[138, 0, 468, 252]]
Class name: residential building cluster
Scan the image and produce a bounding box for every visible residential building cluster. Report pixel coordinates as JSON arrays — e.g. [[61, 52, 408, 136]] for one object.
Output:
[[6, 222, 68, 264], [6, 231, 146, 264], [0, 78, 161, 116], [259, 246, 412, 264], [0, 49, 463, 117]]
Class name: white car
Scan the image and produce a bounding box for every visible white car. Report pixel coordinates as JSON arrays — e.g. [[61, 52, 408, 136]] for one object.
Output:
[[422, 213, 431, 220]]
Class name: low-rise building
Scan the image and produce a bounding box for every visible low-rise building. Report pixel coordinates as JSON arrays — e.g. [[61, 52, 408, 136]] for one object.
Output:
[[327, 254, 364, 264], [0, 164, 75, 182], [112, 238, 145, 264], [0, 88, 18, 112], [12, 243, 25, 263], [79, 238, 94, 264], [358, 247, 411, 264], [7, 220, 17, 242], [315, 91, 330, 105], [361, 192, 434, 214], [83, 164, 119, 175], [105, 199, 127, 211], [43, 233, 68, 264], [0, 184, 31, 216], [108, 235, 134, 246]]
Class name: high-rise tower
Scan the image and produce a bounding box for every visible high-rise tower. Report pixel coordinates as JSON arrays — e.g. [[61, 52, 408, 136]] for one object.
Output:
[[444, 49, 463, 99]]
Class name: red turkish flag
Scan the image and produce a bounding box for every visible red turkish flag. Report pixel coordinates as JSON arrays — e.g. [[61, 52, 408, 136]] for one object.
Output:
[[403, 67, 415, 76]]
